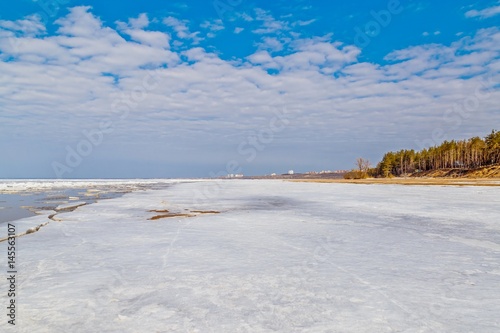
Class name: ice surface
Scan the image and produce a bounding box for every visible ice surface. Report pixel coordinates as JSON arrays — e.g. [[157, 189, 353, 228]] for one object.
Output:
[[55, 201, 87, 211], [0, 179, 200, 194], [1, 180, 499, 332]]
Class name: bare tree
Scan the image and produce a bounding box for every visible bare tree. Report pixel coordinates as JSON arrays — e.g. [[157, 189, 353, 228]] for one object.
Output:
[[356, 157, 371, 175]]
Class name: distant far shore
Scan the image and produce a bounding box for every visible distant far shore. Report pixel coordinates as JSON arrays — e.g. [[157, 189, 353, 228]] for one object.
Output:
[[243, 165, 500, 186], [289, 177, 500, 186]]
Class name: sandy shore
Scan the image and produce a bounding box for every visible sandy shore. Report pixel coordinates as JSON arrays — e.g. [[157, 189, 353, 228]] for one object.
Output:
[[291, 177, 500, 186]]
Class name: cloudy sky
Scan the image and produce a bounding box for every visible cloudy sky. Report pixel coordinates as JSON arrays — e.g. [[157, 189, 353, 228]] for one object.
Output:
[[1, 0, 499, 178]]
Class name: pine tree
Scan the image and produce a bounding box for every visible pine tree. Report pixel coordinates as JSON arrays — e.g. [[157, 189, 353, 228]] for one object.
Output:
[[375, 130, 498, 177]]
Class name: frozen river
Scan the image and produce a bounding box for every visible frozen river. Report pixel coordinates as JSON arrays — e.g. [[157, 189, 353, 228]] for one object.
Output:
[[1, 179, 499, 332]]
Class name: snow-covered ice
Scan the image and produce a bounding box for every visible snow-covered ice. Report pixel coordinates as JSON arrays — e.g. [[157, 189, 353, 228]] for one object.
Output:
[[0, 179, 191, 194], [1, 180, 500, 332]]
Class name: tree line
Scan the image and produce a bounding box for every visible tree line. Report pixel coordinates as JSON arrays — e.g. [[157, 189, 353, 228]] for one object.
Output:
[[375, 130, 500, 177]]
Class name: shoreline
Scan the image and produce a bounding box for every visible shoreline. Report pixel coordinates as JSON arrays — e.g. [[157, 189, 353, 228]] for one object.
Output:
[[289, 177, 500, 186]]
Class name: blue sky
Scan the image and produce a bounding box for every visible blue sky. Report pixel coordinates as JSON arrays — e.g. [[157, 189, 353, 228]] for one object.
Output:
[[0, 0, 499, 178]]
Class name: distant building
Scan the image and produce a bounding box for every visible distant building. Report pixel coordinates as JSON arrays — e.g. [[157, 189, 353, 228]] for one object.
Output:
[[227, 174, 244, 178], [288, 170, 294, 175]]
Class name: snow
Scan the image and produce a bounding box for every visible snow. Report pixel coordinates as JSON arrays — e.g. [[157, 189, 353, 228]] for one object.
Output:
[[0, 179, 198, 194], [55, 201, 87, 211], [1, 180, 500, 332]]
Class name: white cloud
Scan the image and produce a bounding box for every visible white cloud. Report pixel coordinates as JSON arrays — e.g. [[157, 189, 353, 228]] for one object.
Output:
[[236, 12, 254, 22], [295, 19, 317, 27], [0, 14, 46, 36], [56, 6, 110, 38], [116, 13, 170, 48], [1, 7, 499, 176], [247, 50, 276, 67], [200, 19, 224, 32], [200, 19, 225, 38], [128, 13, 150, 29], [465, 2, 500, 19], [123, 29, 170, 48], [249, 37, 360, 73], [234, 27, 244, 34], [423, 31, 440, 37], [258, 37, 283, 52], [252, 8, 289, 34], [163, 16, 201, 42], [292, 37, 360, 62]]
